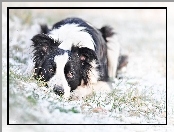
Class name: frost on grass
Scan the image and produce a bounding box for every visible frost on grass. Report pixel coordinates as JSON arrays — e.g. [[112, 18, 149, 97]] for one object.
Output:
[[9, 70, 166, 124], [8, 12, 166, 124]]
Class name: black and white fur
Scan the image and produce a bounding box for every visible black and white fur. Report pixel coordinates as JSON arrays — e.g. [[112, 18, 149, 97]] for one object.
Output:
[[31, 17, 127, 99]]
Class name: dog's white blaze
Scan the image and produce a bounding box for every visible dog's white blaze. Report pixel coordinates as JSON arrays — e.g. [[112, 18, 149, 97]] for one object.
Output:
[[47, 53, 70, 98], [87, 60, 99, 84], [48, 24, 95, 50]]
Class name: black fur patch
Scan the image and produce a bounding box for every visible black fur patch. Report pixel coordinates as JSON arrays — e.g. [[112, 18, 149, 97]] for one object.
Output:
[[31, 34, 67, 81], [64, 46, 99, 91]]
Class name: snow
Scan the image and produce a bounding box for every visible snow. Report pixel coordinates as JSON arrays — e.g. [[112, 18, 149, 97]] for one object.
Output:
[[2, 2, 174, 132]]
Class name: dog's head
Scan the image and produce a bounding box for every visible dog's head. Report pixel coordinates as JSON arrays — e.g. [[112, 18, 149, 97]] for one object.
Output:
[[31, 33, 99, 98]]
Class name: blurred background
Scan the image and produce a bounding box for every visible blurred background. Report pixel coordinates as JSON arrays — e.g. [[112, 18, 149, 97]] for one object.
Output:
[[8, 7, 166, 83]]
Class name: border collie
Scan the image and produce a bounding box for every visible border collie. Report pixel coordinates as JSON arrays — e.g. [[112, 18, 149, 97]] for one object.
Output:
[[31, 17, 128, 99]]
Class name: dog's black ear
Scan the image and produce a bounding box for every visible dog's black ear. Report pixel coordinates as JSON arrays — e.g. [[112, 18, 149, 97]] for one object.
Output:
[[99, 26, 115, 42], [31, 34, 61, 80], [31, 34, 61, 61], [40, 24, 50, 34], [31, 33, 59, 52]]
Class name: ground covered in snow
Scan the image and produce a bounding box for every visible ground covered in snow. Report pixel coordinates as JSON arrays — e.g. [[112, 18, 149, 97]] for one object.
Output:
[[2, 2, 173, 132]]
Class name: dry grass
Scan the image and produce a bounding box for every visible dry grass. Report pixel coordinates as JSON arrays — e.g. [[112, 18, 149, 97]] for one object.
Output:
[[4, 6, 167, 129]]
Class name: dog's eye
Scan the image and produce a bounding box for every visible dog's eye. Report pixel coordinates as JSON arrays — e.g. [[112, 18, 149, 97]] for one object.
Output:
[[48, 66, 55, 74], [48, 63, 56, 74], [67, 72, 73, 78], [49, 68, 54, 73]]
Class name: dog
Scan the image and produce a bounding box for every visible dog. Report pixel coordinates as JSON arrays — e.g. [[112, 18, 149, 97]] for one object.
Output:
[[31, 17, 128, 99]]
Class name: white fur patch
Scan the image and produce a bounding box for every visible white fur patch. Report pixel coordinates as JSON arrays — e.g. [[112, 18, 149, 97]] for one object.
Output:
[[47, 53, 70, 98], [87, 60, 99, 84], [70, 81, 112, 100], [107, 34, 120, 81], [48, 24, 95, 50]]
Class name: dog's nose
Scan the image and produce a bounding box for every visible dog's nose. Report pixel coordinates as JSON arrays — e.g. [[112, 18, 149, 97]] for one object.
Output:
[[53, 85, 64, 96]]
